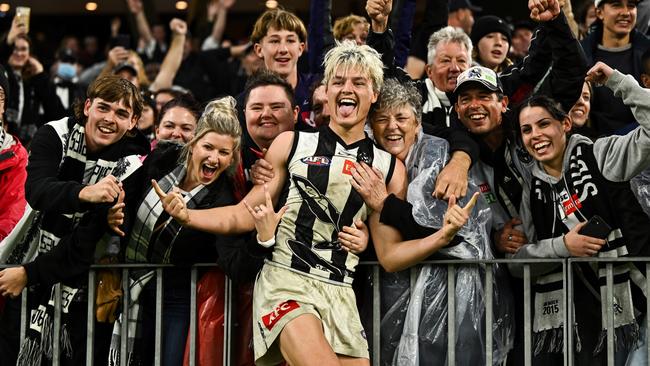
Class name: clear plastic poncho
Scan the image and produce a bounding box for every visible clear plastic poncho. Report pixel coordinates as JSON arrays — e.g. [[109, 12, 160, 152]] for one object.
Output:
[[382, 135, 514, 365], [631, 166, 650, 218]]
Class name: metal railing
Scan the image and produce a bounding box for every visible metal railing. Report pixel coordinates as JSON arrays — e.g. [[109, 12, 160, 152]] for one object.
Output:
[[3, 257, 650, 366]]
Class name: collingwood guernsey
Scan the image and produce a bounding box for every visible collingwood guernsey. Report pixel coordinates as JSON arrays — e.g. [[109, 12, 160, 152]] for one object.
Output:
[[270, 126, 395, 284]]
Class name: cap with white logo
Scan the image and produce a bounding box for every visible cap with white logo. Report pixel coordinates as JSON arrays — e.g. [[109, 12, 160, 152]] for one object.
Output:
[[452, 66, 503, 98]]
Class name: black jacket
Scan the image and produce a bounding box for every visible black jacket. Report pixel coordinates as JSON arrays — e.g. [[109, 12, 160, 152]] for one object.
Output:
[[132, 143, 266, 285], [22, 116, 150, 287]]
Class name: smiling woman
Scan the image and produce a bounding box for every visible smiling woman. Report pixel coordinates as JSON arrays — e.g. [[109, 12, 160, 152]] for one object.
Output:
[[511, 63, 650, 363], [110, 96, 249, 365]]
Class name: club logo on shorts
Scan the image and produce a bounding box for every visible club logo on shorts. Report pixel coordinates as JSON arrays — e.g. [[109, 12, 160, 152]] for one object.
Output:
[[301, 156, 331, 167], [262, 300, 300, 330]]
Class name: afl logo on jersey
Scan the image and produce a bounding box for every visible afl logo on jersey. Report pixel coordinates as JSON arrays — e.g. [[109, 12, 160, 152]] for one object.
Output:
[[301, 156, 331, 166]]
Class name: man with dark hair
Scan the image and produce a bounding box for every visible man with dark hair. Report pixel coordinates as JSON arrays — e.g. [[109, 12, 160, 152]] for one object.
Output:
[[448, 0, 482, 35], [581, 0, 650, 135], [241, 69, 298, 188], [0, 75, 149, 365], [510, 20, 536, 63]]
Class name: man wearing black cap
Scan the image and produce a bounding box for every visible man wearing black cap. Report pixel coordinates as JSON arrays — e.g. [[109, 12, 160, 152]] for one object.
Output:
[[452, 65, 533, 245], [581, 0, 650, 135], [448, 0, 482, 34], [510, 20, 536, 64], [113, 60, 140, 88]]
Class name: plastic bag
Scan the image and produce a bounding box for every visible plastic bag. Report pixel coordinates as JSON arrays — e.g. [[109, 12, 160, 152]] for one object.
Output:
[[183, 269, 225, 366], [383, 136, 514, 365], [631, 167, 650, 218]]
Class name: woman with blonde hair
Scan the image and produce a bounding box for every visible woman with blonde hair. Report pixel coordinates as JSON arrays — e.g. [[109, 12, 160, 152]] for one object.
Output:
[[108, 96, 252, 365]]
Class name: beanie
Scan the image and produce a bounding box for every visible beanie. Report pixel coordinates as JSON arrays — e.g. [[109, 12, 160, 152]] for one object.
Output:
[[470, 15, 512, 46]]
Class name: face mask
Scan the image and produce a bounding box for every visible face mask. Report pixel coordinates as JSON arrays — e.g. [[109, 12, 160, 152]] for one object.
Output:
[[57, 62, 76, 80]]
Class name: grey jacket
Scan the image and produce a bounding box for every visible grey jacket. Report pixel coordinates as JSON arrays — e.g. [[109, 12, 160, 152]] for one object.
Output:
[[509, 70, 650, 277]]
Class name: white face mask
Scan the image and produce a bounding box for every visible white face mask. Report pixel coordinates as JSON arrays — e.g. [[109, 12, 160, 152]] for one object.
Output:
[[57, 62, 77, 80]]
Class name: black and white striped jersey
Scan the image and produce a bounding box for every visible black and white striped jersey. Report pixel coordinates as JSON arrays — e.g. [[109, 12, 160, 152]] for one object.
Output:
[[270, 126, 396, 285]]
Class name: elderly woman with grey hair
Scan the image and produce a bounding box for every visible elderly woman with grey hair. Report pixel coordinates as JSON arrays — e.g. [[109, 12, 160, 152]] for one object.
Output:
[[353, 78, 514, 365]]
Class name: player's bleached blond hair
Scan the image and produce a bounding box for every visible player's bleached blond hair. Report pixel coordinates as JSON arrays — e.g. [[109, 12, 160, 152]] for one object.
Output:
[[322, 41, 384, 93]]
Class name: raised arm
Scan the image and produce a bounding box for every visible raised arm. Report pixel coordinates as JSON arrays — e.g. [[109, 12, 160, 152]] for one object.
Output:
[[528, 8, 588, 112], [149, 18, 186, 92], [126, 0, 154, 46], [589, 64, 650, 181], [404, 0, 448, 79], [392, 0, 416, 68], [369, 159, 479, 272], [202, 0, 235, 51], [308, 0, 334, 74], [155, 131, 294, 235]]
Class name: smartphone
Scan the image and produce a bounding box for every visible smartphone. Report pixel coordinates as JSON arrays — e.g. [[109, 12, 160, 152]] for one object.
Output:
[[578, 215, 612, 240], [15, 7, 30, 34], [111, 34, 131, 50]]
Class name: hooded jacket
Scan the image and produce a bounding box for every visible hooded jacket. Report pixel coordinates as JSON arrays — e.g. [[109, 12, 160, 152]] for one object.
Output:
[[0, 133, 27, 240], [510, 70, 650, 277]]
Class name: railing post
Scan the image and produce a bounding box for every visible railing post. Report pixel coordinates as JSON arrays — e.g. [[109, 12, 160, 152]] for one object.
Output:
[[372, 265, 381, 366], [86, 270, 96, 366], [20, 287, 27, 342], [447, 264, 455, 366], [120, 269, 129, 366], [485, 264, 493, 366], [562, 259, 574, 366], [523, 265, 531, 366], [606, 262, 614, 366], [154, 268, 163, 366], [223, 275, 233, 366], [646, 263, 650, 366], [189, 267, 197, 366], [53, 284, 62, 366]]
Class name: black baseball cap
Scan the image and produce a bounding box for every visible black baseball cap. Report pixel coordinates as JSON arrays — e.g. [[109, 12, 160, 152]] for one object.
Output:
[[449, 0, 483, 12]]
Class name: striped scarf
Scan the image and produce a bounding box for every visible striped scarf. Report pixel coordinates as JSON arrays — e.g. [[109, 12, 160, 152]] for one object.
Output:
[[5, 117, 142, 366], [109, 164, 209, 365], [529, 141, 645, 356]]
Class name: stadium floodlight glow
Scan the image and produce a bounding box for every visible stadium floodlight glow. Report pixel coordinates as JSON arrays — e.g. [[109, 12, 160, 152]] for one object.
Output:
[[85, 2, 98, 11], [0, 3, 10, 12], [265, 0, 278, 9], [175, 1, 188, 10]]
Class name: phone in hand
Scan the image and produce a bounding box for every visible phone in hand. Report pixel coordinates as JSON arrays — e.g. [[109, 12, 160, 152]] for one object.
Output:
[[578, 215, 612, 240], [111, 34, 131, 50], [15, 7, 30, 34]]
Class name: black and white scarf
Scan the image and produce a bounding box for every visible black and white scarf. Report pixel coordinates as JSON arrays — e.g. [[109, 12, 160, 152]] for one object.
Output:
[[109, 164, 209, 366], [3, 117, 142, 365], [529, 141, 645, 356]]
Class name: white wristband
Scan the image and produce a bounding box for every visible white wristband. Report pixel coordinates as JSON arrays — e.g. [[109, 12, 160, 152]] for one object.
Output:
[[256, 234, 276, 248]]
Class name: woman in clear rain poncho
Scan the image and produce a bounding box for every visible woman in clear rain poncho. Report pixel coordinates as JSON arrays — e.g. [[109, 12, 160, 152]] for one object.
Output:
[[350, 77, 514, 365]]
